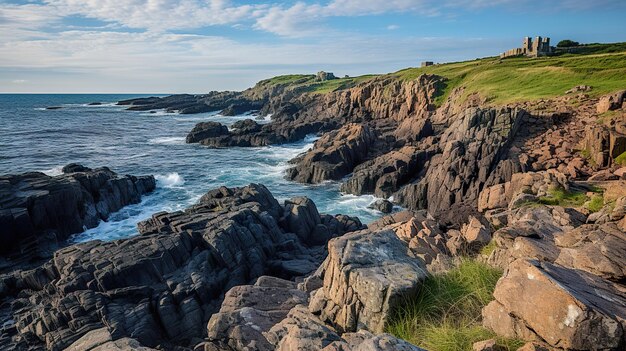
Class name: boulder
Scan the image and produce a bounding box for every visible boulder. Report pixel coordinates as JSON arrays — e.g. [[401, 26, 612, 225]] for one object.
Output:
[[368, 200, 393, 214], [206, 277, 308, 351], [231, 119, 261, 133], [483, 259, 625, 350], [309, 227, 428, 333], [597, 90, 626, 113], [186, 121, 229, 144], [287, 124, 376, 184]]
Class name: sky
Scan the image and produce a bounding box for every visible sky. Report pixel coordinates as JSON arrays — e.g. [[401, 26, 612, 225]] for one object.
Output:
[[1, 0, 625, 93]]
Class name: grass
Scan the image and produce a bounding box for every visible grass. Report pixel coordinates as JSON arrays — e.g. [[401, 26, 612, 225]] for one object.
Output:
[[480, 241, 498, 256], [615, 151, 626, 166], [536, 186, 588, 207], [586, 194, 605, 213], [254, 73, 380, 94], [387, 260, 524, 351], [392, 49, 626, 106]]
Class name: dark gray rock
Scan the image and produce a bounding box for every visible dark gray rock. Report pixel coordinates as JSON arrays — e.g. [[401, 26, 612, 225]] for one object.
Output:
[[0, 165, 155, 264], [0, 184, 362, 351], [186, 122, 229, 144], [368, 199, 393, 213]]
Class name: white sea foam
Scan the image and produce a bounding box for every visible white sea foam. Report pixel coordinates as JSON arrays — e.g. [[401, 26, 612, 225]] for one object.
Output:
[[156, 172, 185, 188], [42, 166, 63, 176], [148, 136, 185, 145], [141, 110, 176, 116]]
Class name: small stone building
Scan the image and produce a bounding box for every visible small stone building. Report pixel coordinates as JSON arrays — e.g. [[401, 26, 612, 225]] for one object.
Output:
[[501, 36, 553, 58], [421, 61, 434, 67]]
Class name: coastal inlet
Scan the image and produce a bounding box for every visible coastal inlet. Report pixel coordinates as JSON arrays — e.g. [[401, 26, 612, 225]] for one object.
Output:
[[0, 94, 386, 242]]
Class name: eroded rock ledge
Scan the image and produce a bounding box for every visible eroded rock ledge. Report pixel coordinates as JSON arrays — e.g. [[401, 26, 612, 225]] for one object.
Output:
[[0, 164, 155, 269]]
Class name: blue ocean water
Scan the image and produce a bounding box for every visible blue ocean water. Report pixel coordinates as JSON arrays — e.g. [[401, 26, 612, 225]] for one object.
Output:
[[0, 94, 384, 242]]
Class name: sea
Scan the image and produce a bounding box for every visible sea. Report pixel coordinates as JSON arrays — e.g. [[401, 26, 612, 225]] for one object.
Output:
[[0, 94, 384, 243]]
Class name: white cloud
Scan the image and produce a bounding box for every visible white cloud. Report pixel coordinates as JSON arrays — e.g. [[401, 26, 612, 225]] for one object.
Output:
[[387, 24, 400, 30], [12, 79, 28, 84], [41, 0, 261, 31]]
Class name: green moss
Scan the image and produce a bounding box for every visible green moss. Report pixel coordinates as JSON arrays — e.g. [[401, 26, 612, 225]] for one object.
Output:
[[387, 260, 523, 351], [615, 151, 626, 166], [586, 194, 605, 213]]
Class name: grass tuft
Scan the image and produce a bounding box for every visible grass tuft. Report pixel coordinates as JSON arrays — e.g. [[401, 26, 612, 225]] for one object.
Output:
[[387, 260, 523, 351], [480, 241, 498, 256], [586, 194, 605, 213], [615, 151, 626, 166]]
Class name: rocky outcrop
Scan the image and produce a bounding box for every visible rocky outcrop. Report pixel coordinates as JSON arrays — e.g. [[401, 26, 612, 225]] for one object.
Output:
[[309, 226, 428, 333], [478, 170, 569, 212], [397, 107, 526, 218], [483, 259, 626, 350], [0, 164, 155, 266], [579, 124, 626, 167], [341, 146, 432, 198], [186, 121, 230, 143], [0, 184, 362, 351], [118, 91, 263, 115], [597, 90, 626, 113], [286, 124, 376, 183]]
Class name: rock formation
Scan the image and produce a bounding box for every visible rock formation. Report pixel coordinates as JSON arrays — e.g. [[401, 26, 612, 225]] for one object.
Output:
[[0, 164, 155, 269], [0, 184, 363, 351]]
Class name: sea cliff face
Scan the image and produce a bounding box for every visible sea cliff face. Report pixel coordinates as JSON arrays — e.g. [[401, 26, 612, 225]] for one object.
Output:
[[2, 61, 626, 351]]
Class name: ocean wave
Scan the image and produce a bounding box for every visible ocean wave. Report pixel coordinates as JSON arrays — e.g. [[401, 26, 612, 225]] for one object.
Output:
[[41, 166, 63, 176], [148, 136, 186, 145], [156, 172, 185, 188]]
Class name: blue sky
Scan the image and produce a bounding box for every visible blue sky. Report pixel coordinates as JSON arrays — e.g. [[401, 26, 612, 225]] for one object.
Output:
[[1, 0, 625, 93]]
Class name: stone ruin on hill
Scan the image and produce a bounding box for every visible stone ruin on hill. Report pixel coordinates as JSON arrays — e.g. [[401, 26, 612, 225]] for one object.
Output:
[[501, 36, 554, 58]]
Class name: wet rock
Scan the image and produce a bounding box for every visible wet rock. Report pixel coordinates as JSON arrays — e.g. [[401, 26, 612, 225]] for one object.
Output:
[[309, 227, 428, 333], [483, 259, 625, 350], [368, 200, 393, 214], [186, 122, 229, 144], [0, 165, 155, 264], [287, 124, 376, 184]]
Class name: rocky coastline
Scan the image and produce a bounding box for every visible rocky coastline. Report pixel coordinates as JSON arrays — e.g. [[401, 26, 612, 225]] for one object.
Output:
[[2, 68, 626, 351]]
